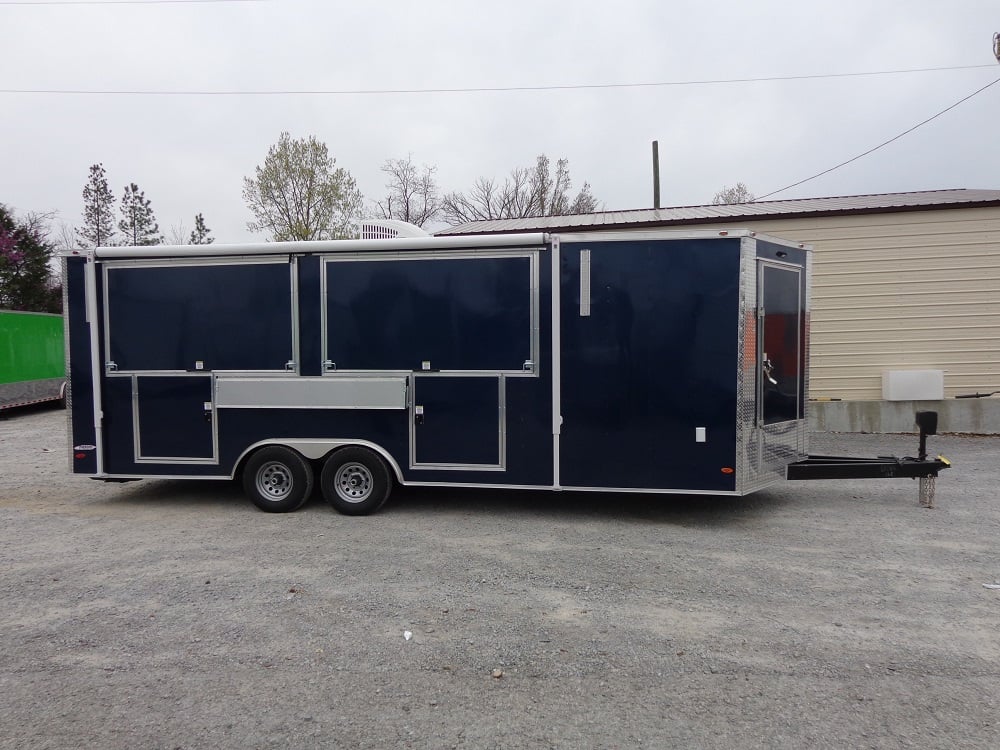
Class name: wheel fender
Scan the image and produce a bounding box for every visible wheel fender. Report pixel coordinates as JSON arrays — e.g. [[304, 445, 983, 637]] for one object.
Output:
[[232, 439, 403, 483]]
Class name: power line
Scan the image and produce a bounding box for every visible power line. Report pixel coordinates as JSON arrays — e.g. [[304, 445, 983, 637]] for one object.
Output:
[[0, 64, 994, 97], [0, 0, 266, 5], [757, 75, 1000, 200]]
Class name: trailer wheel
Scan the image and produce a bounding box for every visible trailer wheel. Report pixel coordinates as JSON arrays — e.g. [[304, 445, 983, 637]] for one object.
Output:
[[242, 446, 314, 513], [320, 447, 392, 516]]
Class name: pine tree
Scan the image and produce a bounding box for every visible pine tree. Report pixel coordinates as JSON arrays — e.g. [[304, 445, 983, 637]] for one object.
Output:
[[189, 213, 214, 244], [76, 163, 116, 248], [118, 183, 163, 246]]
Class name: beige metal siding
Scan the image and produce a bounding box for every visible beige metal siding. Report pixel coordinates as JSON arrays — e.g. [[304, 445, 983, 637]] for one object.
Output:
[[707, 208, 1000, 399]]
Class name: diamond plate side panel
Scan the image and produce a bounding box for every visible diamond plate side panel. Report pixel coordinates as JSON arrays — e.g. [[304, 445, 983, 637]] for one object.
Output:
[[736, 239, 811, 494], [735, 239, 762, 493]]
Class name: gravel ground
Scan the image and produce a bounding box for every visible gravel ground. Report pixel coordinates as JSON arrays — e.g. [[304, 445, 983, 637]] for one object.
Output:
[[0, 405, 998, 749]]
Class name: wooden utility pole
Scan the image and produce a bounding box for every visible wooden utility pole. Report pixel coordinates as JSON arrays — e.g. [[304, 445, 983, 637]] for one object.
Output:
[[652, 141, 661, 209]]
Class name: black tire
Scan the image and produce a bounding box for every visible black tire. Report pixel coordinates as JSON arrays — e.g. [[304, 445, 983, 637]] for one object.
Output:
[[242, 446, 314, 513], [320, 446, 392, 516]]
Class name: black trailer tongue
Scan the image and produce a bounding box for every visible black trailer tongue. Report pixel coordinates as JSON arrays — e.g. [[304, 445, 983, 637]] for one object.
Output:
[[787, 411, 951, 508]]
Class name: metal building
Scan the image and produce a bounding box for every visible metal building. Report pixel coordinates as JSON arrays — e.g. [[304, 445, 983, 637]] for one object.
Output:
[[437, 190, 1000, 431]]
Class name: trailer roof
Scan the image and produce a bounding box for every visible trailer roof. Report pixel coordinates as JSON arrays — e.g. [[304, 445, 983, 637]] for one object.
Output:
[[435, 189, 1000, 236]]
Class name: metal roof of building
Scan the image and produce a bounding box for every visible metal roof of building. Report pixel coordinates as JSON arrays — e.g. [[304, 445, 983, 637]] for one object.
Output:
[[435, 189, 1000, 236]]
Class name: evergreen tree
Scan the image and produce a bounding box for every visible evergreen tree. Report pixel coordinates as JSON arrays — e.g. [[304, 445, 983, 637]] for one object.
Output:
[[0, 204, 60, 313], [189, 213, 214, 244], [118, 183, 163, 246], [76, 163, 116, 248]]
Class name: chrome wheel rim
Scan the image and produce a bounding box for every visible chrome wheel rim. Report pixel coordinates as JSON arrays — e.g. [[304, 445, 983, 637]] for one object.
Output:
[[335, 462, 373, 503], [256, 461, 293, 501]]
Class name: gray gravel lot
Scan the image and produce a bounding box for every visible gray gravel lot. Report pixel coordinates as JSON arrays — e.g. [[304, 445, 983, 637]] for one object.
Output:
[[0, 405, 998, 749]]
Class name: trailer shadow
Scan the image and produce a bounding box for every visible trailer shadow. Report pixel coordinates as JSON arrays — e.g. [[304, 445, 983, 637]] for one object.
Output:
[[387, 485, 792, 526], [99, 478, 248, 511], [99, 478, 790, 525]]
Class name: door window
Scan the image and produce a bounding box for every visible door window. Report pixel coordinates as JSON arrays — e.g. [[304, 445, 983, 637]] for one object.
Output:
[[759, 264, 803, 425]]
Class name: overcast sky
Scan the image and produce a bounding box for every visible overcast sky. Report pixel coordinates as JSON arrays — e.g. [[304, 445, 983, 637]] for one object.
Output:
[[1, 0, 998, 243]]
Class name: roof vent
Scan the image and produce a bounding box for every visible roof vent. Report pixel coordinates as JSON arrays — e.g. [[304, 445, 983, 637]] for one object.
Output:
[[359, 219, 429, 240]]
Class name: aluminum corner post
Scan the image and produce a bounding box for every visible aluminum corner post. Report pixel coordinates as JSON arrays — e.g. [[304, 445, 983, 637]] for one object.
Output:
[[84, 250, 105, 475], [550, 236, 562, 490]]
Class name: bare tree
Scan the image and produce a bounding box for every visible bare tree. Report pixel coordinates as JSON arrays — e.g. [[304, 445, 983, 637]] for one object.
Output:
[[168, 223, 188, 245], [441, 154, 601, 226], [375, 155, 440, 227], [54, 220, 78, 252], [712, 182, 756, 205]]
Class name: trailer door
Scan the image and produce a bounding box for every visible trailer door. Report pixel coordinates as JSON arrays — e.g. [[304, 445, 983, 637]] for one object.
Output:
[[757, 262, 804, 425], [134, 374, 216, 462], [411, 375, 503, 470], [558, 238, 743, 492]]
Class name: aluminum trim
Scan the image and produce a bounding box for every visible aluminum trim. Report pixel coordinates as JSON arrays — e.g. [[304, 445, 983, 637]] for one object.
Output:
[[320, 250, 542, 377], [106, 370, 208, 377], [215, 375, 408, 410], [803, 251, 813, 430], [758, 261, 803, 425], [409, 373, 507, 471], [289, 257, 300, 374], [498, 374, 507, 469], [91, 474, 232, 481], [550, 238, 561, 489], [85, 253, 105, 474], [132, 373, 219, 465], [133, 458, 220, 466], [232, 438, 405, 483], [99, 256, 289, 270], [398, 370, 519, 378], [530, 252, 540, 374], [756, 257, 805, 271], [550, 485, 743, 496], [407, 373, 416, 466], [401, 481, 555, 490], [62, 256, 73, 471], [320, 248, 541, 263], [102, 257, 295, 375], [409, 464, 507, 472], [553, 230, 805, 248], [130, 373, 140, 460], [579, 249, 591, 316], [92, 233, 550, 259]]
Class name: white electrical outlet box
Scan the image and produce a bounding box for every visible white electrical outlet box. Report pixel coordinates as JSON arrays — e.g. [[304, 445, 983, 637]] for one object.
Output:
[[882, 370, 944, 401]]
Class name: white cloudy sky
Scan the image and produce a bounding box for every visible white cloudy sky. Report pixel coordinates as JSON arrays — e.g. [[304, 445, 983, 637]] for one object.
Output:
[[1, 0, 998, 243]]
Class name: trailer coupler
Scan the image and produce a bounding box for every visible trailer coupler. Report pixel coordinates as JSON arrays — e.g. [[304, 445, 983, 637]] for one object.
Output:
[[786, 411, 951, 508]]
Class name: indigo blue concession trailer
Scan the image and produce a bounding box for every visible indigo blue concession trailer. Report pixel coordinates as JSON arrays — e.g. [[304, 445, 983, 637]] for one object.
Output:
[[63, 229, 949, 514]]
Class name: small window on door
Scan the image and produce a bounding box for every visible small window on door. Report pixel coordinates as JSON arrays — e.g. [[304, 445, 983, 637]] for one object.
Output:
[[759, 264, 803, 425]]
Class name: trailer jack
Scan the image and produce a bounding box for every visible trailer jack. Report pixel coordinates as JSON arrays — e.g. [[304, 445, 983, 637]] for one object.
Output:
[[786, 411, 951, 508]]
